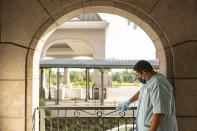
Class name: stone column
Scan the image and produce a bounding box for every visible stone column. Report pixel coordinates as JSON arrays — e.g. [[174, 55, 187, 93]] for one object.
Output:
[[93, 69, 101, 87], [0, 44, 41, 131], [171, 42, 197, 131], [93, 69, 110, 100], [107, 70, 112, 88], [63, 68, 70, 88], [39, 68, 44, 98], [40, 69, 47, 99]]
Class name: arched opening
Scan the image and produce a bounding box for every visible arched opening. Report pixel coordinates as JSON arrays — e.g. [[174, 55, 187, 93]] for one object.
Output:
[[28, 3, 172, 130], [41, 39, 94, 59]]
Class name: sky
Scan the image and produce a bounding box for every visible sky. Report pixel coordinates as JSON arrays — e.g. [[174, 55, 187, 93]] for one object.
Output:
[[50, 14, 156, 72], [98, 13, 156, 60]]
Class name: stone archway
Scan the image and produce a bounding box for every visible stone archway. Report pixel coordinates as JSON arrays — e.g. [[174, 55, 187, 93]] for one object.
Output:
[[31, 5, 171, 130], [31, 4, 172, 76], [4, 1, 197, 131], [41, 38, 95, 58], [29, 3, 171, 131]]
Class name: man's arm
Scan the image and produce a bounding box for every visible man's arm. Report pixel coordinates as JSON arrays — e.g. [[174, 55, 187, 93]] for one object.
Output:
[[116, 90, 140, 112], [150, 114, 164, 131], [129, 90, 140, 103]]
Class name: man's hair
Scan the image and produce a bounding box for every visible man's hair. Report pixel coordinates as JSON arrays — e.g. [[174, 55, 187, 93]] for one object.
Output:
[[134, 60, 153, 73]]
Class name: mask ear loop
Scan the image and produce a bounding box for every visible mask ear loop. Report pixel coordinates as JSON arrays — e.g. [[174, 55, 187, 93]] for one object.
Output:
[[139, 71, 143, 78], [140, 71, 145, 80]]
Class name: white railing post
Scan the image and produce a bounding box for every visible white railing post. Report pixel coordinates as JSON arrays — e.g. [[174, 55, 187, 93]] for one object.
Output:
[[40, 109, 45, 131]]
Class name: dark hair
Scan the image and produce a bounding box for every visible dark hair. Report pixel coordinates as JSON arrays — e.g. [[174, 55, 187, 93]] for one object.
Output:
[[134, 60, 153, 73]]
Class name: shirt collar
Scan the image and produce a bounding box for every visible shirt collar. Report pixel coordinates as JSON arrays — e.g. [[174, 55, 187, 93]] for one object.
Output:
[[147, 72, 157, 84]]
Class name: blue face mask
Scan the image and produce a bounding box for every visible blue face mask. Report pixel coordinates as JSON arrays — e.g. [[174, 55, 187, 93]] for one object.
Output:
[[138, 77, 146, 84]]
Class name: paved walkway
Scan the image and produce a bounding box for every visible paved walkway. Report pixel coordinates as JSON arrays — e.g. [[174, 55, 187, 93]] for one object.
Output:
[[46, 86, 141, 106]]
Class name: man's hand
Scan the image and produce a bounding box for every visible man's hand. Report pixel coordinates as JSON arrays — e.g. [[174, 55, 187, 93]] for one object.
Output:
[[116, 100, 131, 112]]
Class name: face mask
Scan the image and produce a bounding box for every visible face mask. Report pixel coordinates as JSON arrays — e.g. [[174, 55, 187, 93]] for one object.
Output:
[[138, 77, 146, 84]]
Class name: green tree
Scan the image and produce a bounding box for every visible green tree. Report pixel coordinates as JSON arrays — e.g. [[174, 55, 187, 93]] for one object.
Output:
[[112, 70, 137, 83]]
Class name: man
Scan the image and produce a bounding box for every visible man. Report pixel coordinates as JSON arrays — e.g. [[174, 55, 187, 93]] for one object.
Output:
[[116, 60, 178, 131]]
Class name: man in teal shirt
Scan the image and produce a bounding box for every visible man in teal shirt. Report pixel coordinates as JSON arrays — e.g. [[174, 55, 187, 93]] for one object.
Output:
[[116, 60, 178, 131]]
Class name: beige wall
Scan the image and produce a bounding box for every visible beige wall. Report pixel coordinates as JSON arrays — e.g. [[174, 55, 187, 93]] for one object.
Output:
[[41, 22, 109, 94], [41, 29, 106, 58], [0, 0, 197, 130]]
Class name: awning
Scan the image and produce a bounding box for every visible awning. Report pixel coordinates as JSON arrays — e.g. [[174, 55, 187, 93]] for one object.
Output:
[[40, 59, 159, 69]]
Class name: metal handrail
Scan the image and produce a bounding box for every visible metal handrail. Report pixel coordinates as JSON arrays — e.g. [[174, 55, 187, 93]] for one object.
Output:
[[38, 106, 137, 131], [37, 106, 137, 110]]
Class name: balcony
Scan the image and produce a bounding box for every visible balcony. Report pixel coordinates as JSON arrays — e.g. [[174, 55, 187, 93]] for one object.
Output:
[[37, 106, 137, 131]]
